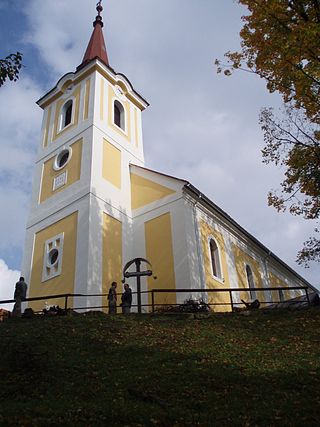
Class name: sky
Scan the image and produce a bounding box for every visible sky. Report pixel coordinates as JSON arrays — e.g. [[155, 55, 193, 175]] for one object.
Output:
[[0, 0, 318, 305]]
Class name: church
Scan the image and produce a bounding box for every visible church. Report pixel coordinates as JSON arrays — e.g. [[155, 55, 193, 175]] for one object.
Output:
[[22, 2, 316, 313]]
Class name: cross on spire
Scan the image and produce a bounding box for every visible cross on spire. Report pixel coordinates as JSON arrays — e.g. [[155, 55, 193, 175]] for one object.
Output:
[[94, 0, 104, 27], [78, 0, 109, 69], [96, 1, 103, 16]]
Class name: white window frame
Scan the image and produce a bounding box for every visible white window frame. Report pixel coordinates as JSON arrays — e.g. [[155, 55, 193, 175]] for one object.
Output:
[[42, 233, 64, 282], [59, 98, 75, 132], [53, 146, 72, 171], [208, 236, 224, 283], [113, 98, 126, 134]]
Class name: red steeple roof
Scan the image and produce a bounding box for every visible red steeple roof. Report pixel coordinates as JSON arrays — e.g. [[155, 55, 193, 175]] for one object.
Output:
[[79, 1, 109, 69]]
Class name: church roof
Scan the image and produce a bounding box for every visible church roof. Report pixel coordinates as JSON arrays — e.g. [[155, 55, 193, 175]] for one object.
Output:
[[78, 1, 109, 70], [130, 164, 317, 292]]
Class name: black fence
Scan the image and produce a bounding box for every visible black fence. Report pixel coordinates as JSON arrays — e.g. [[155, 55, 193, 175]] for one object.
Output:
[[0, 285, 311, 313], [150, 286, 311, 312]]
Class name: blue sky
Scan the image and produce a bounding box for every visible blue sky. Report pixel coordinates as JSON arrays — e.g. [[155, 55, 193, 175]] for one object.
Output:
[[0, 0, 318, 301]]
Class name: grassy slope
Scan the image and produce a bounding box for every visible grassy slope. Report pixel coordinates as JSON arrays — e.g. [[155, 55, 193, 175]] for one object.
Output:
[[0, 309, 320, 426]]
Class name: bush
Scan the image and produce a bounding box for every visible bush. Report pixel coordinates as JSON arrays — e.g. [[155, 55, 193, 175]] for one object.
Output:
[[155, 298, 211, 314]]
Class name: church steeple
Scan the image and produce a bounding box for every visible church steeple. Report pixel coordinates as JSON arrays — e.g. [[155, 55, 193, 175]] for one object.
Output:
[[78, 1, 109, 69], [23, 0, 149, 314]]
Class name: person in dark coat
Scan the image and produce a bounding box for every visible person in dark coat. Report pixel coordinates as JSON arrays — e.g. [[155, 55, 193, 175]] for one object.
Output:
[[12, 277, 28, 317], [121, 283, 132, 314], [108, 282, 117, 314]]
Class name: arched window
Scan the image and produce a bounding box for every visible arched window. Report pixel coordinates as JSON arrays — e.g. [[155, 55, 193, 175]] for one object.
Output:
[[114, 100, 125, 131], [209, 238, 222, 279], [246, 265, 256, 300], [61, 100, 73, 129]]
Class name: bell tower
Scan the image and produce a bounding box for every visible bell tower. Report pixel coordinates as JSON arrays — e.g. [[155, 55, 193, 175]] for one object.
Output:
[[21, 1, 149, 311]]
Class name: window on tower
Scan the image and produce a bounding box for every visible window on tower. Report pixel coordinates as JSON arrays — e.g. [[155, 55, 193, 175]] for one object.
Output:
[[42, 233, 64, 282], [61, 99, 73, 129], [114, 100, 125, 131], [209, 238, 222, 280], [53, 147, 72, 171]]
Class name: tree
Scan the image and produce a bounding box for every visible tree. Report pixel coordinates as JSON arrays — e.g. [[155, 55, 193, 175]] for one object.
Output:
[[260, 105, 320, 265], [215, 0, 320, 266], [0, 52, 23, 87]]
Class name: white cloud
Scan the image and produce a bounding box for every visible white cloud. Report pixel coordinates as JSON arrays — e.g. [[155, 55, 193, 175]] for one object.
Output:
[[0, 259, 20, 310], [0, 76, 42, 257], [22, 0, 93, 78], [0, 188, 30, 254], [0, 76, 42, 173], [283, 221, 302, 240]]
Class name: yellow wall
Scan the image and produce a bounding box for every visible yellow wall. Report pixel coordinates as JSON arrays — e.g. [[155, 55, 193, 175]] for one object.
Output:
[[232, 244, 266, 304], [107, 84, 131, 142], [39, 138, 83, 203], [102, 213, 122, 312], [102, 139, 121, 189], [130, 173, 175, 210], [200, 220, 231, 312], [145, 213, 176, 309], [29, 211, 78, 312], [52, 85, 81, 141]]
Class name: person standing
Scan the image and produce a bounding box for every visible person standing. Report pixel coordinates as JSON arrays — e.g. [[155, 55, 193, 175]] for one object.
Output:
[[108, 281, 117, 314], [121, 283, 132, 314], [12, 277, 28, 317]]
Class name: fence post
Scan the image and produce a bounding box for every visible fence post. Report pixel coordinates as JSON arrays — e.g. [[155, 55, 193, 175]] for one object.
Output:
[[65, 295, 69, 312], [151, 290, 155, 313], [229, 290, 234, 312], [305, 288, 310, 306]]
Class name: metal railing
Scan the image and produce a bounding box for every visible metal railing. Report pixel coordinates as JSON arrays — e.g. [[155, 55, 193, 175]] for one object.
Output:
[[0, 285, 311, 314], [150, 286, 311, 312]]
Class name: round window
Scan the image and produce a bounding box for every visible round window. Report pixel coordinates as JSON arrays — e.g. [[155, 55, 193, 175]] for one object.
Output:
[[47, 248, 59, 267], [54, 148, 72, 170]]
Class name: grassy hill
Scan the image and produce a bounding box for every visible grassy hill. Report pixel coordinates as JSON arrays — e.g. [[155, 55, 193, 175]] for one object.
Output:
[[0, 309, 320, 426]]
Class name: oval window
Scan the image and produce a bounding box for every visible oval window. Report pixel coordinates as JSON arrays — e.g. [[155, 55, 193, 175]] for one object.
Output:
[[54, 148, 72, 170], [47, 248, 59, 267]]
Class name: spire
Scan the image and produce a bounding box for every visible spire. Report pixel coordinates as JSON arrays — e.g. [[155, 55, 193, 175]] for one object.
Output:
[[79, 1, 109, 69]]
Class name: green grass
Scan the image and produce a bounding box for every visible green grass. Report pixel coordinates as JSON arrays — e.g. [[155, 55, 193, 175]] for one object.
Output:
[[1, 309, 320, 426]]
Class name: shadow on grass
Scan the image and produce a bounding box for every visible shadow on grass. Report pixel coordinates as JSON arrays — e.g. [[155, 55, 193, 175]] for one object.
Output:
[[0, 313, 319, 426]]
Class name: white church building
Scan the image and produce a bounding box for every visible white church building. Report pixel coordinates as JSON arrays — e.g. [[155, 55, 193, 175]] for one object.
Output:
[[22, 3, 316, 313]]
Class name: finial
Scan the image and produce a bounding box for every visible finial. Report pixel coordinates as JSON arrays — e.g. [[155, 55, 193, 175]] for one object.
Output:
[[96, 1, 103, 16], [94, 0, 104, 27]]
